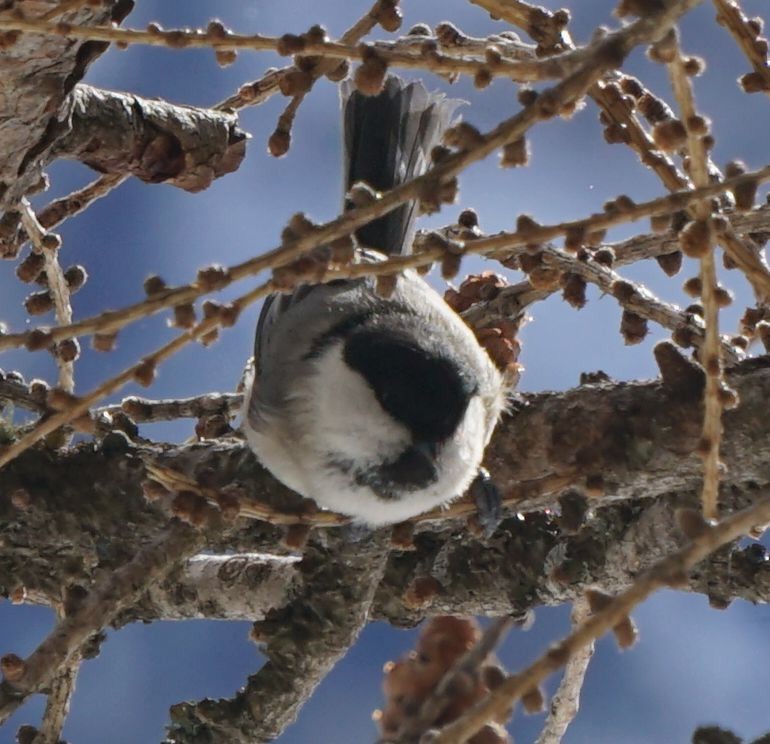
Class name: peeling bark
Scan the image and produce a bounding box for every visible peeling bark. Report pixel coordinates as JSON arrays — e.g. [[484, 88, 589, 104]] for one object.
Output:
[[139, 553, 301, 623]]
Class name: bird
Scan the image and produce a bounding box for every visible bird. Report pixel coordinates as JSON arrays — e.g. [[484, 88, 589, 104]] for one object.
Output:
[[242, 76, 507, 526]]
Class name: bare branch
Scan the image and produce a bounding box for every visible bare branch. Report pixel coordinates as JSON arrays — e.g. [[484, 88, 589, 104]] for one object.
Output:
[[31, 658, 79, 744], [221, 0, 393, 144], [610, 205, 770, 264], [534, 599, 593, 744], [665, 29, 725, 520], [0, 0, 133, 209], [53, 85, 247, 192], [713, 0, 770, 96], [19, 200, 75, 393], [715, 218, 770, 304], [2, 159, 767, 359], [538, 246, 739, 362], [0, 373, 47, 414], [40, 172, 127, 231], [591, 77, 691, 192], [468, 0, 571, 50], [0, 282, 268, 469], [5, 359, 770, 618], [114, 393, 242, 423], [0, 173, 126, 259], [0, 11, 663, 87], [2, 2, 770, 741]]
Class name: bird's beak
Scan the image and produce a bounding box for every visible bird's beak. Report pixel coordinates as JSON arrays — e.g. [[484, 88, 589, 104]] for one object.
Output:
[[412, 439, 440, 463]]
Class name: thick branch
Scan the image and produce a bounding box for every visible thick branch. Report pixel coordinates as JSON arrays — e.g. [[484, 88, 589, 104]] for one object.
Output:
[[163, 532, 390, 744], [38, 491, 768, 629], [31, 657, 79, 744], [52, 85, 247, 192], [132, 553, 300, 622], [0, 519, 205, 724], [3, 359, 770, 625], [0, 0, 134, 210]]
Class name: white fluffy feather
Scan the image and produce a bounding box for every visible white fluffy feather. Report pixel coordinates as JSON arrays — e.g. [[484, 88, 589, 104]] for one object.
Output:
[[243, 339, 495, 525]]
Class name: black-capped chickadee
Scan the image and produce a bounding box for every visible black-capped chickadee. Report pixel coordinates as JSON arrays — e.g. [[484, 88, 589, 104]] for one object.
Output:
[[243, 77, 507, 525]]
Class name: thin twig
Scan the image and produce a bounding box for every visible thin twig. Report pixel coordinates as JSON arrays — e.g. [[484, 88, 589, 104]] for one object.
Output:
[[715, 219, 770, 304], [472, 0, 691, 191], [609, 204, 770, 266], [143, 459, 575, 529], [432, 493, 770, 743], [534, 599, 593, 744], [667, 32, 723, 520], [0, 2, 701, 100], [0, 283, 269, 470], [217, 0, 386, 119], [0, 15, 627, 86], [468, 0, 570, 49], [2, 158, 766, 356], [111, 392, 241, 422], [434, 165, 770, 264], [216, 67, 286, 110], [713, 0, 770, 96], [537, 246, 741, 363], [39, 172, 127, 232], [458, 240, 740, 364], [434, 29, 537, 61], [18, 199, 75, 393], [0, 376, 46, 413], [0, 16, 559, 82], [591, 79, 690, 192]]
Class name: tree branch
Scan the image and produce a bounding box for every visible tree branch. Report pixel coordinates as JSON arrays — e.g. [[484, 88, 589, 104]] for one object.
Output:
[[533, 599, 593, 744], [52, 85, 247, 193], [0, 519, 205, 724], [4, 358, 770, 626], [163, 531, 390, 744], [431, 492, 770, 742], [0, 0, 134, 211]]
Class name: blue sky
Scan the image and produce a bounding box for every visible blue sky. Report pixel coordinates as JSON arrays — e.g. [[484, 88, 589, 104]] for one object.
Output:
[[2, 1, 770, 742]]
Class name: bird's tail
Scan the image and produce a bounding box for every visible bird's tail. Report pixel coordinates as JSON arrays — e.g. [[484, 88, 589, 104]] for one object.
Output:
[[342, 76, 461, 256]]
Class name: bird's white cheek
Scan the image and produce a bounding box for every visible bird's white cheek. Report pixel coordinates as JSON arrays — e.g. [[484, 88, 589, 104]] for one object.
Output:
[[433, 396, 488, 497], [302, 346, 410, 465]]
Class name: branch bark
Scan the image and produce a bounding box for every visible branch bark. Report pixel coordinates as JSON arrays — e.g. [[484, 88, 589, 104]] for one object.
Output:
[[0, 0, 134, 211], [163, 531, 390, 744], [52, 85, 247, 192], [3, 358, 770, 626], [0, 519, 205, 724]]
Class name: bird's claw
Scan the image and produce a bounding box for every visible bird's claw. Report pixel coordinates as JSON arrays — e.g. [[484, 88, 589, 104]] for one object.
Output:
[[470, 467, 502, 537]]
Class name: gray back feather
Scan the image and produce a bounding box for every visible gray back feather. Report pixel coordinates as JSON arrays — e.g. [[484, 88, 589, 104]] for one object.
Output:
[[342, 76, 461, 255], [252, 78, 460, 409]]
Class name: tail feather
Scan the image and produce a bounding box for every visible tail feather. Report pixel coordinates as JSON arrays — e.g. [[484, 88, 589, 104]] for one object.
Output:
[[342, 77, 461, 256]]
